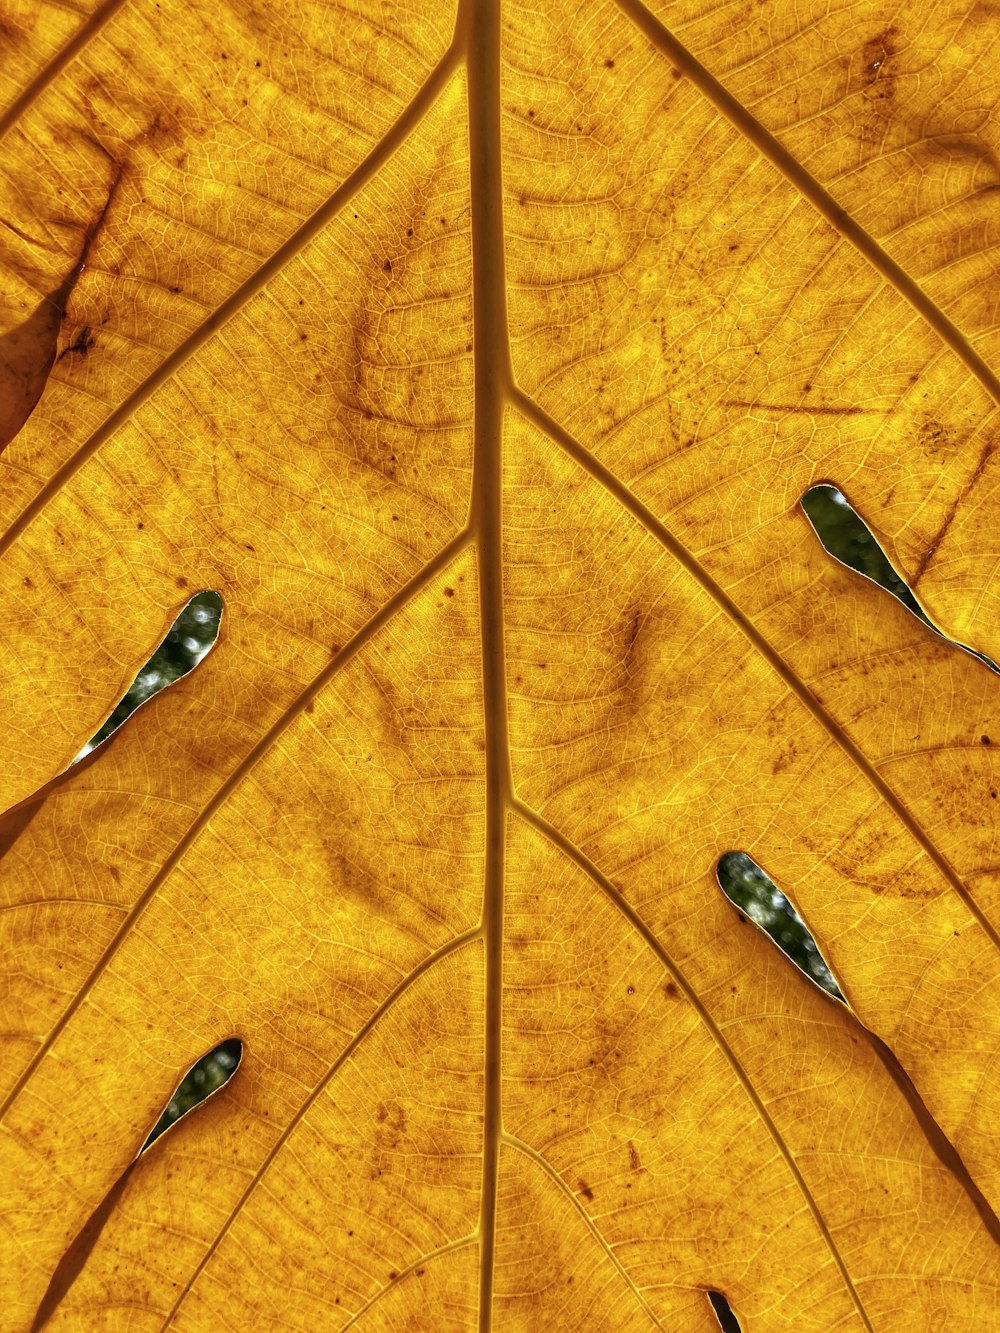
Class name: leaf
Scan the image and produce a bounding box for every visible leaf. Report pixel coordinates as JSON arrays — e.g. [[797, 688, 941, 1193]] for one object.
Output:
[[1, 0, 999, 1327]]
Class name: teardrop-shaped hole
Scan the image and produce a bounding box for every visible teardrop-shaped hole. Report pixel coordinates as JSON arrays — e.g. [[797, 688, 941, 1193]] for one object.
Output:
[[75, 590, 223, 761], [707, 1290, 742, 1332], [717, 851, 844, 1001], [141, 1037, 242, 1151], [29, 1037, 243, 1331], [801, 484, 998, 673]]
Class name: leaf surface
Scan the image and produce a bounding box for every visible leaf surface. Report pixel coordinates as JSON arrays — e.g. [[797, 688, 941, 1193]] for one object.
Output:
[[1, 0, 1000, 1328]]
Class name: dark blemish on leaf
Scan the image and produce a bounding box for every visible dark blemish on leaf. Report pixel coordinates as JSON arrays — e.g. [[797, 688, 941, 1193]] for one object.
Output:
[[605, 58, 615, 68], [389, 1271, 399, 1281], [0, 165, 120, 454], [664, 981, 679, 999], [862, 26, 899, 83], [443, 587, 455, 597], [57, 326, 95, 361], [628, 1141, 640, 1171], [626, 984, 635, 994], [578, 1179, 594, 1201], [305, 701, 315, 715], [982, 735, 991, 745], [383, 259, 392, 273]]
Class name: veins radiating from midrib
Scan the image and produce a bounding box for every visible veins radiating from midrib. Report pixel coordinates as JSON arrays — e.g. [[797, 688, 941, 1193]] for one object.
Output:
[[0, 533, 472, 1128], [512, 386, 1000, 959], [159, 931, 479, 1329], [0, 41, 462, 561]]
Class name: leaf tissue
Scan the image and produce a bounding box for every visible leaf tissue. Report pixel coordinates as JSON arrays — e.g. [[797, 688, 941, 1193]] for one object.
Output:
[[1, 0, 1000, 1327]]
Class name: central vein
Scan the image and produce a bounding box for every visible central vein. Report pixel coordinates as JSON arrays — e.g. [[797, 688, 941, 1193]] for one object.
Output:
[[464, 0, 513, 1328]]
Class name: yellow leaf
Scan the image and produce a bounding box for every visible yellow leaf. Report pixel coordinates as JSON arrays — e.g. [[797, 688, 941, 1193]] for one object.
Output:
[[1, 0, 999, 1328]]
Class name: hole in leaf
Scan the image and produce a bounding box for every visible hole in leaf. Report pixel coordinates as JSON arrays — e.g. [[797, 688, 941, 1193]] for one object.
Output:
[[707, 1290, 742, 1332], [801, 484, 998, 673], [74, 591, 223, 761], [141, 1037, 242, 1151], [717, 851, 845, 1001]]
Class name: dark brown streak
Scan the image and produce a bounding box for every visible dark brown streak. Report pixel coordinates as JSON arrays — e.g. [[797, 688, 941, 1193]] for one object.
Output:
[[462, 0, 513, 1328], [614, 0, 1000, 411], [513, 389, 1000, 959], [724, 400, 881, 416]]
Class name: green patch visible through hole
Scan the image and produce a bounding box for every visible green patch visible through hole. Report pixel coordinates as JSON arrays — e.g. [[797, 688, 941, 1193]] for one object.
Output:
[[717, 851, 844, 1001], [75, 591, 223, 760], [801, 483, 998, 673], [142, 1038, 242, 1151]]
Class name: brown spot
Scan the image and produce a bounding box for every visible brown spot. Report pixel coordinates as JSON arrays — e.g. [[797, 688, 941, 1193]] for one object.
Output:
[[628, 1141, 640, 1171], [578, 1179, 594, 1201], [664, 981, 679, 999], [982, 735, 991, 745], [604, 58, 615, 68], [862, 26, 899, 84], [443, 586, 455, 597], [382, 259, 392, 274], [305, 701, 315, 715]]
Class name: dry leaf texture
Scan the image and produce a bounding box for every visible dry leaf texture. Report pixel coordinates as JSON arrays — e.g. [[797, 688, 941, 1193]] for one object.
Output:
[[1, 0, 1000, 1328]]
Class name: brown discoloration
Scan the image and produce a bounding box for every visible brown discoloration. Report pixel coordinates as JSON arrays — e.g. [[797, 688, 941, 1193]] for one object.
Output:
[[861, 27, 899, 90], [0, 170, 121, 455], [577, 1178, 594, 1201], [628, 1141, 641, 1171], [55, 322, 97, 360], [724, 399, 879, 416], [663, 981, 679, 999]]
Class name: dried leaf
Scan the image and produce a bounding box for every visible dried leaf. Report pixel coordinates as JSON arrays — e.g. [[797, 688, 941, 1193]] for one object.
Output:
[[2, 0, 1000, 1328]]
